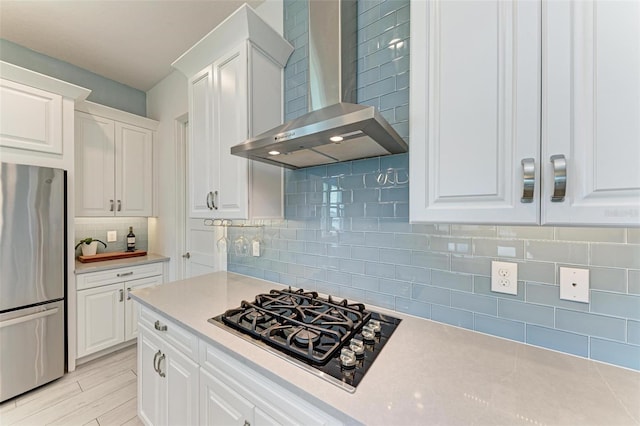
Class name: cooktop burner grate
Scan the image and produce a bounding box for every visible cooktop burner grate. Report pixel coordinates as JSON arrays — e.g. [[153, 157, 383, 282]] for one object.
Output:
[[220, 288, 371, 365], [209, 287, 401, 392]]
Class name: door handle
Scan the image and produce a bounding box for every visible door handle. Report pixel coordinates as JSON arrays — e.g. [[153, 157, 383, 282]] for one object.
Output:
[[213, 190, 219, 210], [110, 200, 114, 212], [117, 200, 122, 211], [182, 252, 191, 259], [153, 350, 161, 374], [119, 289, 124, 302], [154, 320, 168, 331], [550, 154, 567, 202], [0, 307, 59, 329], [206, 191, 214, 210], [158, 353, 166, 378], [520, 158, 535, 203]]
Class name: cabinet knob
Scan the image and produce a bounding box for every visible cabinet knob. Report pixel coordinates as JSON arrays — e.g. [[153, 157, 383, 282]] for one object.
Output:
[[520, 158, 535, 203], [182, 252, 191, 259], [243, 421, 251, 426], [550, 154, 567, 202]]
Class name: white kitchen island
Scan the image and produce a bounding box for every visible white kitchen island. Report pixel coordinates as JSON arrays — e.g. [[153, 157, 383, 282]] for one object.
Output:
[[130, 272, 640, 426]]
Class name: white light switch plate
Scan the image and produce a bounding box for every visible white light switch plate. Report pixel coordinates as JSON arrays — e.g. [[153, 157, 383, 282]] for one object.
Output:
[[491, 261, 518, 295], [107, 231, 117, 242], [560, 267, 590, 303]]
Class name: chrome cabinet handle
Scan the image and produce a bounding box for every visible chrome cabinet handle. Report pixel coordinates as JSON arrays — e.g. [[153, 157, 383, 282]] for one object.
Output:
[[206, 192, 212, 209], [119, 289, 124, 302], [154, 320, 167, 332], [158, 353, 166, 378], [117, 200, 122, 211], [182, 252, 191, 259], [126, 287, 131, 300], [520, 158, 535, 203], [550, 154, 567, 202], [117, 271, 133, 277], [213, 190, 219, 210], [153, 350, 161, 374], [110, 200, 114, 212]]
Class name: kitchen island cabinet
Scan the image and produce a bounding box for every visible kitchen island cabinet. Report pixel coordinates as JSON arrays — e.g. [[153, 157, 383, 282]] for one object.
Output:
[[130, 272, 640, 426]]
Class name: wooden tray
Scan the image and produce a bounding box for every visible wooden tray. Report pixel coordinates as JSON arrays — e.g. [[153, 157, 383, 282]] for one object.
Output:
[[78, 250, 147, 263]]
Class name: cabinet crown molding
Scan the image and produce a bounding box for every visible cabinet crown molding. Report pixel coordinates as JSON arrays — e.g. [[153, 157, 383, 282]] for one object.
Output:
[[0, 60, 91, 101], [76, 100, 159, 130], [172, 3, 294, 78]]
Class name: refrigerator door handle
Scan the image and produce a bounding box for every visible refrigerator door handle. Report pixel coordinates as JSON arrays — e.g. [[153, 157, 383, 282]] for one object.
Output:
[[0, 307, 60, 329]]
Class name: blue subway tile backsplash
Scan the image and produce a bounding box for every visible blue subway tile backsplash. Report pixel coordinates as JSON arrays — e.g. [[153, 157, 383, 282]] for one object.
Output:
[[226, 0, 640, 371]]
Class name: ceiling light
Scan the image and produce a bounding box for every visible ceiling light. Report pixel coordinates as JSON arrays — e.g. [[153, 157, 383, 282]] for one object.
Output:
[[268, 150, 280, 155], [330, 136, 344, 143]]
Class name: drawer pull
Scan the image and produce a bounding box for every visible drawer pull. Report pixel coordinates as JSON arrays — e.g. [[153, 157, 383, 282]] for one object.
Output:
[[154, 320, 168, 332], [117, 271, 134, 277], [119, 289, 124, 302], [127, 287, 131, 300], [158, 353, 166, 378]]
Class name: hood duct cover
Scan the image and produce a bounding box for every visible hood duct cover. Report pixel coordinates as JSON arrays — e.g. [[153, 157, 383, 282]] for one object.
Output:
[[231, 0, 408, 169]]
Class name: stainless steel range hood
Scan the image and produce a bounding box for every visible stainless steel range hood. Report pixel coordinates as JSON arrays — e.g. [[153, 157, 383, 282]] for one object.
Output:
[[231, 0, 408, 169]]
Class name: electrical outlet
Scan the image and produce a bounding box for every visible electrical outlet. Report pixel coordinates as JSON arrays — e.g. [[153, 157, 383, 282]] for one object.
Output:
[[560, 267, 590, 303], [107, 230, 117, 242], [491, 261, 518, 295]]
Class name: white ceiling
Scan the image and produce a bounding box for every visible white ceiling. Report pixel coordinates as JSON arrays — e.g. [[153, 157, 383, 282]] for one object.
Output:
[[0, 0, 264, 92]]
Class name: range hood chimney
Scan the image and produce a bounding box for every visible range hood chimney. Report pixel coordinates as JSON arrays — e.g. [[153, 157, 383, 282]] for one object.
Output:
[[231, 0, 408, 169]]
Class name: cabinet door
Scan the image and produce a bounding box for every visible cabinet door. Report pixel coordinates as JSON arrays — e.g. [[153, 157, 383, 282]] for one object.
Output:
[[116, 122, 154, 216], [542, 0, 640, 225], [75, 112, 116, 216], [138, 327, 165, 426], [164, 341, 199, 426], [0, 79, 63, 154], [77, 283, 124, 357], [124, 275, 163, 341], [212, 44, 249, 219], [200, 368, 253, 426], [410, 0, 541, 224], [188, 66, 216, 218]]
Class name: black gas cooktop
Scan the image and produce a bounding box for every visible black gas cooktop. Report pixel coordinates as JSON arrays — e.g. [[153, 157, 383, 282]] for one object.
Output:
[[208, 287, 401, 392]]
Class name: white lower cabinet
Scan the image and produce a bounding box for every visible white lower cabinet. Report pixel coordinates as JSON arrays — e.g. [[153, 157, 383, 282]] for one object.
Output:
[[76, 263, 164, 358], [138, 325, 199, 426], [137, 307, 344, 426]]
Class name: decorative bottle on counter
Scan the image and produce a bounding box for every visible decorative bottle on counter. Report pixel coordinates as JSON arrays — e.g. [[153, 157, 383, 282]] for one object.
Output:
[[127, 226, 136, 252]]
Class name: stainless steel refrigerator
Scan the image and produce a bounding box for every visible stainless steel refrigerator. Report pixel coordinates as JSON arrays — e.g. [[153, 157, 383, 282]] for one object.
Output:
[[0, 162, 66, 402]]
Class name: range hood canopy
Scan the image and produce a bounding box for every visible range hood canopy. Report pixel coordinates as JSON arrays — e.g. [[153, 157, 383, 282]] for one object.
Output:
[[230, 0, 408, 169]]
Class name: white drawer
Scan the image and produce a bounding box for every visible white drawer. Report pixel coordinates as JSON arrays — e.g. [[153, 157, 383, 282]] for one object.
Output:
[[139, 306, 198, 362], [77, 263, 163, 290]]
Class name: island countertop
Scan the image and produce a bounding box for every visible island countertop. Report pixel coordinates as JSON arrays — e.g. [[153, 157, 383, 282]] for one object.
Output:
[[130, 271, 640, 426]]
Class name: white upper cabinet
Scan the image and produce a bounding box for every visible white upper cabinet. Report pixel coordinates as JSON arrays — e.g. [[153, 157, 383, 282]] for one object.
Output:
[[542, 0, 640, 226], [173, 4, 293, 220], [75, 102, 158, 217], [410, 0, 640, 226], [0, 61, 90, 159]]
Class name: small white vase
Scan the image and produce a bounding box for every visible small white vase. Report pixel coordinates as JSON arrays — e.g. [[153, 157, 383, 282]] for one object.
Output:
[[81, 241, 98, 256]]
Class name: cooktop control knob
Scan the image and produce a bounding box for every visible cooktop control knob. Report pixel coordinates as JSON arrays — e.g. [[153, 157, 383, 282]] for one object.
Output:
[[349, 338, 365, 357], [368, 319, 382, 334], [361, 325, 375, 342], [340, 347, 357, 369]]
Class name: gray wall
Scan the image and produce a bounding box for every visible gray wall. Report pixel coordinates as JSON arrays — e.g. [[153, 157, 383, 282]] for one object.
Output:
[[228, 0, 640, 371], [1, 39, 146, 116]]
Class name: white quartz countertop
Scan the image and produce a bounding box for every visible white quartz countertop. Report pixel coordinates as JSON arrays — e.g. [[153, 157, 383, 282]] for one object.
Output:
[[130, 272, 640, 426], [74, 253, 169, 274]]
